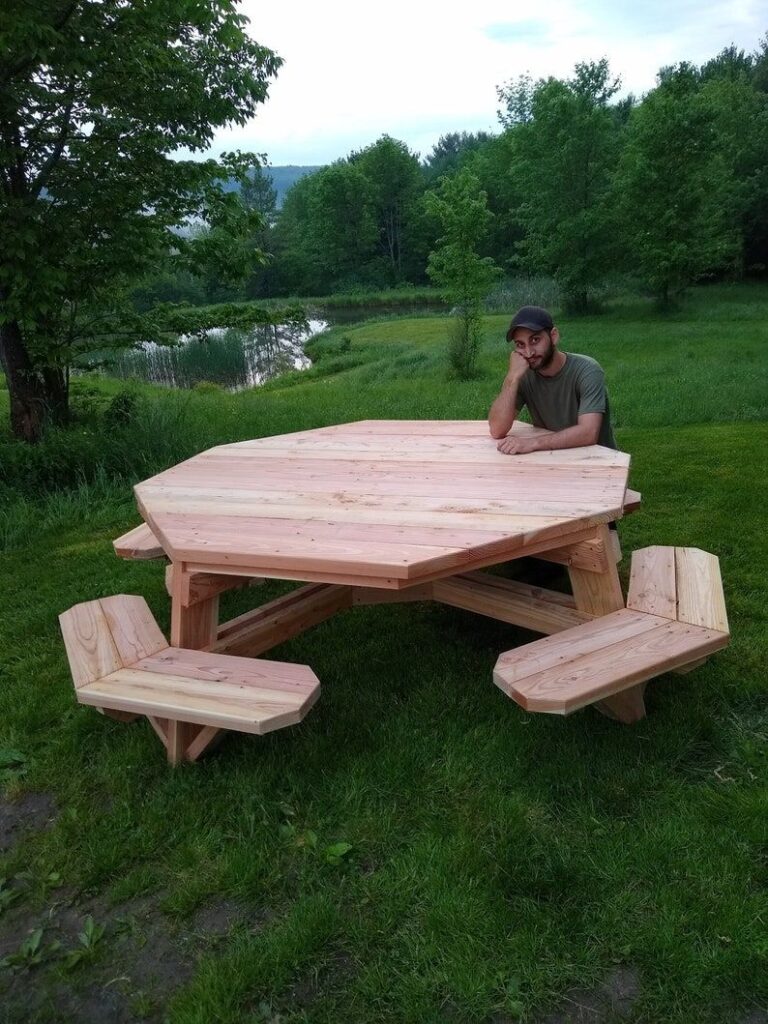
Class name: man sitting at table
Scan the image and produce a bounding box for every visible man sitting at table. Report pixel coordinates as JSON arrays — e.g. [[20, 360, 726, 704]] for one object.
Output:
[[488, 305, 617, 453]]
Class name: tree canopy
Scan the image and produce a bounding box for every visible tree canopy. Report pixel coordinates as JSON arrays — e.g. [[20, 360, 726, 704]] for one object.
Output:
[[0, 0, 281, 440]]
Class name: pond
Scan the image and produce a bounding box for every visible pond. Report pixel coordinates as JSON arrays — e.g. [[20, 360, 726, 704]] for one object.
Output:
[[108, 319, 324, 390], [106, 300, 447, 390]]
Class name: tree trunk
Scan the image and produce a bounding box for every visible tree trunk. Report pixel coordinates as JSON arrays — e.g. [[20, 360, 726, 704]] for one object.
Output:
[[0, 319, 47, 442]]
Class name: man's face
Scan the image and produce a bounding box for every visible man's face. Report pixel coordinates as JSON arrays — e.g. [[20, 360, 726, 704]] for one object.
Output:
[[510, 326, 559, 372]]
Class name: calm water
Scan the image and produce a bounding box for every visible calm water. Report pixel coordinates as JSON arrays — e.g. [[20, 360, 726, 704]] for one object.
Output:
[[108, 301, 446, 390]]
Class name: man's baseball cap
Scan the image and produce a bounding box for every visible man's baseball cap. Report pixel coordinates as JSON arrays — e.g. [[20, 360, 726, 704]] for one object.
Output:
[[506, 305, 554, 341]]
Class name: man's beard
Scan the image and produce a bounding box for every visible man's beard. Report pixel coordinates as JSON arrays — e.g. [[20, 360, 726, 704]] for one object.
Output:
[[531, 337, 556, 373]]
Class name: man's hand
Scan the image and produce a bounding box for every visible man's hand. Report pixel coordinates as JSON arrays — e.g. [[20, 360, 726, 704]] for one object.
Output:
[[507, 350, 529, 382], [497, 435, 539, 455]]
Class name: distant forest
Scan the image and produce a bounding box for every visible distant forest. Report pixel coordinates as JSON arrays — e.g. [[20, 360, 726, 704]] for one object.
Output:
[[139, 38, 768, 311]]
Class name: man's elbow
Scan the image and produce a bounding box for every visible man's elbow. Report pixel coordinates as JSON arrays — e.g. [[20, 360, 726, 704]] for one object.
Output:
[[489, 423, 506, 440]]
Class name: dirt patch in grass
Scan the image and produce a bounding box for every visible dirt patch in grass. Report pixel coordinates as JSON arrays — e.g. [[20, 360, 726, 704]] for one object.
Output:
[[523, 967, 640, 1024], [0, 792, 58, 853], [0, 889, 256, 1023]]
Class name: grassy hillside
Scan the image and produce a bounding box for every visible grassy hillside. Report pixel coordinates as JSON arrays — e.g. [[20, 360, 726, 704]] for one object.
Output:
[[0, 283, 766, 1023]]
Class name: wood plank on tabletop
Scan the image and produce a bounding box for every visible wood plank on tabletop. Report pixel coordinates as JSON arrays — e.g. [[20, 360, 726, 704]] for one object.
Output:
[[144, 490, 622, 531], [182, 521, 606, 589], [140, 490, 617, 534], [214, 444, 629, 467], [148, 462, 623, 505]]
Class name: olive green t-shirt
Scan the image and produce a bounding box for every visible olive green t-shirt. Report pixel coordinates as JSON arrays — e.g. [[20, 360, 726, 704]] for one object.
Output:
[[516, 352, 617, 450]]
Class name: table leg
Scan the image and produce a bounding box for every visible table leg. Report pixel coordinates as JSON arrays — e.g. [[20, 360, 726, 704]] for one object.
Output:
[[567, 524, 647, 724], [169, 561, 219, 650]]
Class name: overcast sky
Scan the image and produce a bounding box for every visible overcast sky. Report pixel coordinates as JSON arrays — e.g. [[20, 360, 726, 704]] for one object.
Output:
[[209, 0, 765, 166]]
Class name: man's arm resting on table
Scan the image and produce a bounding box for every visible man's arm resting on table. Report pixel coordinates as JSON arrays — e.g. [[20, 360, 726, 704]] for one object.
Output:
[[496, 413, 603, 455], [489, 352, 529, 438]]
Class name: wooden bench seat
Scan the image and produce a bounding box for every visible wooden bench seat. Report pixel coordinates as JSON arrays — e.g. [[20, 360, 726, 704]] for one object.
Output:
[[59, 595, 320, 764], [113, 523, 165, 561], [493, 546, 729, 720]]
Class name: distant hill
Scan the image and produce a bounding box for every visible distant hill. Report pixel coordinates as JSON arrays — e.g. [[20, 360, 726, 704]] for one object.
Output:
[[267, 165, 322, 207], [222, 165, 322, 207]]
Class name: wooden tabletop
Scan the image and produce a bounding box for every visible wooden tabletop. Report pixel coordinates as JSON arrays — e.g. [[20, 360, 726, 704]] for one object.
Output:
[[135, 420, 631, 586]]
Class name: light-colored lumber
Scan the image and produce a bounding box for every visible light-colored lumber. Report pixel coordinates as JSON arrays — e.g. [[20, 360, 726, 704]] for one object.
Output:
[[213, 583, 351, 658], [627, 546, 677, 619], [674, 547, 729, 633], [494, 611, 728, 715], [99, 594, 167, 664], [493, 545, 729, 724], [59, 601, 123, 688], [113, 522, 165, 560], [180, 523, 605, 591], [537, 531, 618, 573], [352, 583, 434, 605], [567, 525, 625, 617], [623, 488, 642, 514], [433, 572, 593, 635], [134, 420, 631, 586], [59, 595, 322, 764]]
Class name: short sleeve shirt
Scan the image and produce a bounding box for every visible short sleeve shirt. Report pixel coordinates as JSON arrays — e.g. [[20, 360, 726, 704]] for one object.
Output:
[[516, 352, 617, 450]]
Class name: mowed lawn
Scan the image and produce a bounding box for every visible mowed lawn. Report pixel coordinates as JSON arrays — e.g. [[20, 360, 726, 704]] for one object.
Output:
[[0, 285, 766, 1023]]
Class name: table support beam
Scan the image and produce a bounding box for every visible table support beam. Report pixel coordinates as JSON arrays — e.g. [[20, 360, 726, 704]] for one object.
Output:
[[212, 583, 351, 658], [566, 525, 646, 724], [170, 562, 219, 649]]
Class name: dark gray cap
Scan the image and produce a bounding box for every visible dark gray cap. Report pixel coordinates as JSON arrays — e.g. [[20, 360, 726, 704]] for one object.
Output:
[[506, 305, 554, 340]]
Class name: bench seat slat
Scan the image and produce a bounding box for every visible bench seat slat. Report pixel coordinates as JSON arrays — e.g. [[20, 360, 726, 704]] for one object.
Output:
[[133, 648, 319, 692], [79, 667, 319, 735], [113, 523, 165, 560], [627, 546, 677, 619], [60, 593, 322, 761], [495, 608, 663, 678], [495, 612, 729, 715]]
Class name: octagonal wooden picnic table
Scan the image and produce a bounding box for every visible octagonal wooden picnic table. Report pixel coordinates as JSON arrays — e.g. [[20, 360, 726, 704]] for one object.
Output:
[[134, 419, 639, 722]]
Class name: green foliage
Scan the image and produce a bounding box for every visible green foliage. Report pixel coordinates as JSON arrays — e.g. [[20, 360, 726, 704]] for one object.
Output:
[[0, 0, 282, 439], [426, 168, 500, 378], [422, 131, 494, 182], [502, 60, 623, 311], [616, 65, 740, 301], [63, 916, 106, 970]]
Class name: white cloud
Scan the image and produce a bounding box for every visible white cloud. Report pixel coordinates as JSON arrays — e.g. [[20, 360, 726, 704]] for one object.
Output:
[[210, 0, 766, 165]]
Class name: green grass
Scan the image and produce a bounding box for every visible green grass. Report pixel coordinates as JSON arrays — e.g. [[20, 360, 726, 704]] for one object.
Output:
[[0, 283, 767, 1023]]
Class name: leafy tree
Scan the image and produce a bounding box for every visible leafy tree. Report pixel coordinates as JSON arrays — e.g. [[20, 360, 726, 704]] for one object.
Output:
[[502, 60, 623, 312], [616, 65, 739, 302], [239, 164, 278, 299], [0, 0, 281, 441], [698, 49, 768, 274], [308, 162, 378, 289], [422, 131, 494, 182], [241, 164, 278, 217], [425, 168, 499, 379], [351, 136, 423, 284]]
